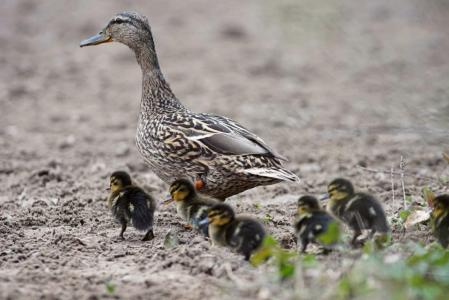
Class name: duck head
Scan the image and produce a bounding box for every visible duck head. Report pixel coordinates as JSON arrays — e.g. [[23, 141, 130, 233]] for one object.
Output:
[[80, 11, 154, 50]]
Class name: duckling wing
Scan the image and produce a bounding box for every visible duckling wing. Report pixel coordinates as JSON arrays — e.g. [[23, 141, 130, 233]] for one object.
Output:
[[188, 204, 210, 236], [176, 113, 286, 161], [344, 193, 389, 233], [226, 218, 265, 255], [124, 187, 155, 231]]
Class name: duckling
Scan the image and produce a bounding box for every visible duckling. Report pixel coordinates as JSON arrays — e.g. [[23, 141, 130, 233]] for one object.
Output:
[[325, 178, 390, 247], [167, 179, 220, 236], [295, 195, 340, 253], [107, 171, 156, 241], [80, 11, 299, 200], [204, 203, 265, 260], [430, 194, 449, 247]]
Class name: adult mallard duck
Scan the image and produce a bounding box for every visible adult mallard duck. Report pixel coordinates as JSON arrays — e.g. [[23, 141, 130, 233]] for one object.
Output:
[[80, 11, 299, 199]]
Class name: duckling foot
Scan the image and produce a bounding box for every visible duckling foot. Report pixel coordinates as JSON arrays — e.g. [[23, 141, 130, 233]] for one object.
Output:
[[142, 229, 155, 241]]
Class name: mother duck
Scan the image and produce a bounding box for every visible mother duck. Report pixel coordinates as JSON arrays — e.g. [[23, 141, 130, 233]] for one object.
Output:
[[80, 11, 299, 199]]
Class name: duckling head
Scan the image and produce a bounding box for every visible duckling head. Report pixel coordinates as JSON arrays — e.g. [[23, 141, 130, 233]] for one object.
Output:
[[327, 178, 354, 201], [169, 179, 196, 202], [432, 195, 449, 219], [109, 171, 132, 193], [80, 12, 157, 61], [297, 195, 320, 214], [207, 204, 235, 226]]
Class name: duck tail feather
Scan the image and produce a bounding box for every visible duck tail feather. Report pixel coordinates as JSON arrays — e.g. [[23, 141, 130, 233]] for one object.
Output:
[[244, 167, 300, 183]]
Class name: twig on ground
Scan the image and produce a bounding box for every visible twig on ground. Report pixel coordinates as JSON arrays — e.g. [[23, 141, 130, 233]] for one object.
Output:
[[391, 166, 395, 206], [355, 165, 438, 183], [400, 156, 407, 209]]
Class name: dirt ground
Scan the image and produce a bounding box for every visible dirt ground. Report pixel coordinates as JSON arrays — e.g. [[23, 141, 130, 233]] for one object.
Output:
[[1, 0, 449, 299]]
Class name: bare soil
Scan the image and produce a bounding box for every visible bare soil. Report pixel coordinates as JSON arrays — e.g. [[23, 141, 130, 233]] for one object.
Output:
[[1, 0, 448, 299]]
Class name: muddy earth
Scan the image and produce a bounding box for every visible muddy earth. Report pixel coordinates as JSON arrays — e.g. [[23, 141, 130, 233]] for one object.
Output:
[[1, 0, 448, 299]]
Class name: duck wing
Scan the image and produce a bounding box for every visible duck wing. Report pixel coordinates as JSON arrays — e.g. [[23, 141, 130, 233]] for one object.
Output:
[[174, 112, 287, 161]]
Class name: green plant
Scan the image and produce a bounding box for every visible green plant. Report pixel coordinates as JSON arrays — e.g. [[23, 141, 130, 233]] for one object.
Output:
[[316, 221, 341, 246], [105, 281, 116, 294], [251, 235, 298, 280], [335, 243, 449, 300]]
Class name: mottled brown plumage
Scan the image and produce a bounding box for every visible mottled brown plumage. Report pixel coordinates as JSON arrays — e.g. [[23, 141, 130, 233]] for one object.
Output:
[[80, 11, 299, 199]]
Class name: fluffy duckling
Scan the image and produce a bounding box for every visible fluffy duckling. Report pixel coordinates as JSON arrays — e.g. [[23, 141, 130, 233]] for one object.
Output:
[[295, 195, 340, 253], [204, 203, 265, 260], [167, 179, 220, 236], [107, 171, 156, 241], [326, 178, 390, 246], [431, 194, 449, 247]]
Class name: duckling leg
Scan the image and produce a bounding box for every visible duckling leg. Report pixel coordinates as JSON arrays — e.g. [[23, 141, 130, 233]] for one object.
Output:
[[350, 229, 362, 247], [300, 239, 309, 253], [142, 229, 154, 241], [243, 252, 251, 261], [119, 223, 127, 240]]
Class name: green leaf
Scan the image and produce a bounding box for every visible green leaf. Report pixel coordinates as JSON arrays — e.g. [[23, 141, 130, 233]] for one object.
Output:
[[399, 209, 411, 222], [105, 281, 116, 294], [316, 221, 341, 245], [279, 262, 295, 279]]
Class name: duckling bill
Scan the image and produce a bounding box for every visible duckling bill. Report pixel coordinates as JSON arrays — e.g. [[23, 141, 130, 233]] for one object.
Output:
[[107, 171, 156, 241], [325, 178, 390, 247], [431, 194, 449, 248], [295, 195, 340, 253], [167, 179, 220, 236], [204, 203, 265, 260]]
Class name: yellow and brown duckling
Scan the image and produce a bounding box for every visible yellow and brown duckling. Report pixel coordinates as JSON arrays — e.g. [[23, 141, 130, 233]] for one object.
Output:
[[80, 11, 299, 200], [167, 179, 220, 236], [295, 195, 340, 253], [325, 178, 390, 247], [107, 171, 156, 241], [430, 194, 449, 248], [202, 203, 265, 260]]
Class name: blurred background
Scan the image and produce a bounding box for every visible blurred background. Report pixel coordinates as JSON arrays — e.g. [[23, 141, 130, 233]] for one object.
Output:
[[1, 0, 448, 196], [1, 1, 449, 298]]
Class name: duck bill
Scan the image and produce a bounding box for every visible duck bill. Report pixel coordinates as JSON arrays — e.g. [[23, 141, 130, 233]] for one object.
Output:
[[319, 193, 330, 201], [80, 32, 112, 47]]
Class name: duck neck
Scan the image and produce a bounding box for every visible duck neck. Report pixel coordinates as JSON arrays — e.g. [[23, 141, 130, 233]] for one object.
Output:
[[134, 40, 184, 115]]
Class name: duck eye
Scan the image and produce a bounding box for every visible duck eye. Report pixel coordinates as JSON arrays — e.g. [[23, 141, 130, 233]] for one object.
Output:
[[113, 18, 125, 25]]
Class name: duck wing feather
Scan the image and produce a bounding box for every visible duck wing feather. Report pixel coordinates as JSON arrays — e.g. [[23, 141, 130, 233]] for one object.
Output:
[[172, 112, 287, 161]]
